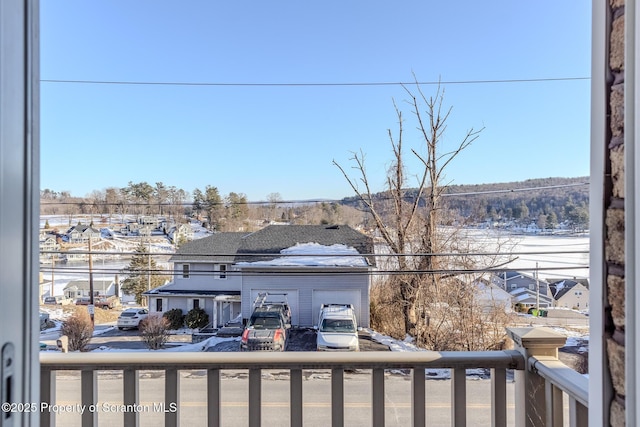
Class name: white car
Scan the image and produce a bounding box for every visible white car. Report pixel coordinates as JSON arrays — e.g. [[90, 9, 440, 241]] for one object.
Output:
[[117, 308, 149, 330], [316, 304, 360, 352]]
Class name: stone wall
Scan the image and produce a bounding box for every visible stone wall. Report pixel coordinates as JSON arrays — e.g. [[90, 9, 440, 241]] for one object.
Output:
[[606, 1, 625, 425]]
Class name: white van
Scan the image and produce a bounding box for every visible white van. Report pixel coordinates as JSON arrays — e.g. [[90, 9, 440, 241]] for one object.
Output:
[[315, 303, 360, 352]]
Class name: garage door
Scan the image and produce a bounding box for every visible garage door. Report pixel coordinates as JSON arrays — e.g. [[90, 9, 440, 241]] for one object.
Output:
[[312, 289, 361, 327], [250, 289, 299, 326]]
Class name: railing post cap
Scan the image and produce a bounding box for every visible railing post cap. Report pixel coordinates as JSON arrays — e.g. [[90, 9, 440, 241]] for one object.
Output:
[[506, 327, 567, 349]]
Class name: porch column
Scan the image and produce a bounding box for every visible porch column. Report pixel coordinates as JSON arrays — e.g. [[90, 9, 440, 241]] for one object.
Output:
[[507, 327, 567, 427], [212, 299, 218, 328]]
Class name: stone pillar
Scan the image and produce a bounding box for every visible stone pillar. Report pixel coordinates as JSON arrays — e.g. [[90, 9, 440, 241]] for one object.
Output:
[[605, 1, 626, 425]]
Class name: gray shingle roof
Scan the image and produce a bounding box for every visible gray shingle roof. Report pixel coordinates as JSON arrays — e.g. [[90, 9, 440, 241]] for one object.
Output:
[[169, 232, 248, 263], [169, 225, 375, 266]]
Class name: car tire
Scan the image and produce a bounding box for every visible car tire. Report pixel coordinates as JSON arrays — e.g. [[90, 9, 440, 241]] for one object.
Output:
[[118, 327, 124, 330]]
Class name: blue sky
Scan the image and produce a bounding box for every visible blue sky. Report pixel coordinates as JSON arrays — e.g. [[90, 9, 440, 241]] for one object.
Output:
[[40, 1, 591, 202]]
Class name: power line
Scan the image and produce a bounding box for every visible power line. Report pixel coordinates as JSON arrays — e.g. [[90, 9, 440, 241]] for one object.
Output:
[[40, 77, 590, 88]]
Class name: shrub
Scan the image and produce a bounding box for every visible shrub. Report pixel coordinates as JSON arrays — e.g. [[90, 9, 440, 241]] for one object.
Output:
[[162, 308, 185, 330], [60, 310, 94, 352], [140, 315, 170, 350], [185, 307, 209, 329]]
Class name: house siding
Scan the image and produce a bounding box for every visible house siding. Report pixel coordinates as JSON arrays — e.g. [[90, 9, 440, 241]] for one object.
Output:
[[172, 262, 241, 292], [241, 267, 371, 328]]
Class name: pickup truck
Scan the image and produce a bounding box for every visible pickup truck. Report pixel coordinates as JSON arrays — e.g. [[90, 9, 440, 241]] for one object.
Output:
[[240, 305, 290, 351], [94, 295, 118, 309]]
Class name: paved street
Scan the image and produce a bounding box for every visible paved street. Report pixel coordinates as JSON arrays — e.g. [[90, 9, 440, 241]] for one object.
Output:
[[48, 369, 518, 427]]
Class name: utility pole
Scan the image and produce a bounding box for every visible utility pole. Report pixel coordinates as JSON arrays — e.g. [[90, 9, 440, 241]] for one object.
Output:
[[535, 262, 540, 315], [88, 234, 95, 325], [50, 252, 55, 298], [147, 239, 151, 291]]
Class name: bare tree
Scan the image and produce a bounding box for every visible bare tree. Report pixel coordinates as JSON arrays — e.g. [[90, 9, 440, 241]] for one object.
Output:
[[333, 82, 517, 350]]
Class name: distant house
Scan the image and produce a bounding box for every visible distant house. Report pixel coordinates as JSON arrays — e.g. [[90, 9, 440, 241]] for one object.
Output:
[[473, 279, 514, 313], [120, 222, 141, 236], [509, 287, 554, 310], [548, 279, 590, 310], [38, 233, 60, 264], [491, 270, 550, 297], [63, 278, 117, 300], [145, 225, 376, 328], [168, 223, 194, 245], [139, 216, 160, 229], [66, 224, 101, 244]]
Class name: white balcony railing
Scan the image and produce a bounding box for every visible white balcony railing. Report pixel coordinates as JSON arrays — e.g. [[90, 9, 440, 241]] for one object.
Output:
[[39, 327, 587, 427]]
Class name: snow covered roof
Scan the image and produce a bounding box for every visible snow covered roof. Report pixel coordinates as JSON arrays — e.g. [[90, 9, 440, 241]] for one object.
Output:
[[171, 225, 375, 267], [236, 242, 369, 267]]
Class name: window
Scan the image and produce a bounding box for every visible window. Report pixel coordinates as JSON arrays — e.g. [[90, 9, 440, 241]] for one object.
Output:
[[156, 298, 163, 312], [182, 264, 190, 279], [216, 264, 227, 279], [193, 299, 200, 309]]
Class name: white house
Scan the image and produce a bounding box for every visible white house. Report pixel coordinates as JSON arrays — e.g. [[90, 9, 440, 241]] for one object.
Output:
[[144, 224, 376, 328], [63, 278, 117, 300], [549, 279, 590, 310]]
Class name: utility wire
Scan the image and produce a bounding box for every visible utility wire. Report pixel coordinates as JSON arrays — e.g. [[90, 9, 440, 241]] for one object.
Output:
[[40, 77, 591, 87]]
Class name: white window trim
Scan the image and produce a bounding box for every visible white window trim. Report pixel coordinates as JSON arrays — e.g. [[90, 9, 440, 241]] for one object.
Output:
[[187, 298, 202, 311], [154, 297, 167, 313], [215, 264, 227, 279]]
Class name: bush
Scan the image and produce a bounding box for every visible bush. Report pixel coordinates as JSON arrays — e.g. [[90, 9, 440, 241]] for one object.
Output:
[[140, 315, 170, 350], [185, 307, 209, 329], [61, 310, 94, 352], [163, 308, 185, 330]]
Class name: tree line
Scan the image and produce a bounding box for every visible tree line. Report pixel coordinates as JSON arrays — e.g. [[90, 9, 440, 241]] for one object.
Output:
[[40, 183, 366, 231], [342, 176, 589, 232]]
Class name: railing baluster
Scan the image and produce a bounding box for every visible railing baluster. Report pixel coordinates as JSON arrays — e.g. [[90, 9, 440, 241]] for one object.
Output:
[[40, 367, 55, 427], [248, 368, 261, 427], [331, 368, 344, 427], [491, 368, 507, 427], [411, 368, 425, 427], [81, 370, 97, 427], [569, 397, 588, 427], [123, 368, 139, 427], [451, 368, 466, 427], [165, 368, 179, 427], [372, 368, 385, 427], [208, 368, 221, 427], [545, 379, 563, 427], [290, 369, 303, 427]]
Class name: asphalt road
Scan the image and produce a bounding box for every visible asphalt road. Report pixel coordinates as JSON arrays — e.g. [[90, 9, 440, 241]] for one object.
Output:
[[47, 369, 519, 427]]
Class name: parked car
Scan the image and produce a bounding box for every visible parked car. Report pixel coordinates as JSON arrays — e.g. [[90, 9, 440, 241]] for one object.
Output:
[[39, 311, 50, 330], [94, 295, 118, 309], [315, 303, 360, 352], [117, 308, 149, 330], [240, 305, 290, 351], [43, 295, 72, 305], [74, 297, 91, 306], [252, 292, 292, 326]]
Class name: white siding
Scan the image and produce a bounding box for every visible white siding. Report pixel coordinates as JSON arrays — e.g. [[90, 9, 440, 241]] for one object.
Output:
[[241, 268, 371, 327], [312, 289, 362, 327]]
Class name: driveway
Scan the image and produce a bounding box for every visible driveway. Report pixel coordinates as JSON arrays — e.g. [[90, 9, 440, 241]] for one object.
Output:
[[206, 328, 390, 352]]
